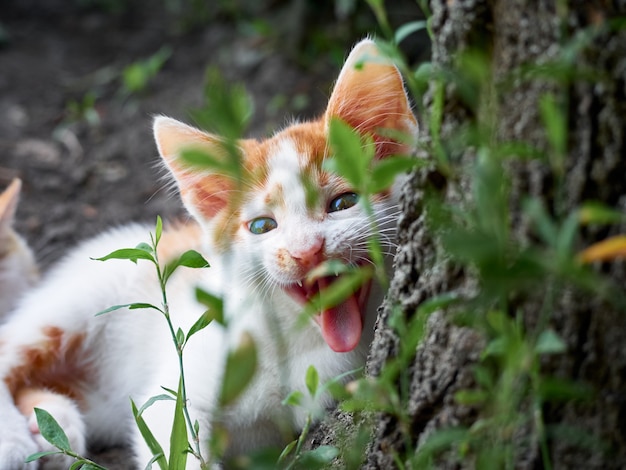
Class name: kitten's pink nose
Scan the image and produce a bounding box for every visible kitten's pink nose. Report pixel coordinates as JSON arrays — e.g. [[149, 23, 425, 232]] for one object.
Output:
[[291, 238, 324, 271]]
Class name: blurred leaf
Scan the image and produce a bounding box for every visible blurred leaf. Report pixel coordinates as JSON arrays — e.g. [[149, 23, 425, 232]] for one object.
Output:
[[455, 389, 488, 405], [370, 156, 425, 193], [306, 365, 319, 397], [539, 93, 567, 173], [297, 445, 340, 468], [579, 201, 625, 225], [195, 288, 225, 326], [538, 377, 592, 402], [577, 235, 626, 264], [122, 46, 172, 94], [535, 329, 567, 355], [278, 439, 298, 464], [131, 399, 168, 470], [394, 20, 427, 44], [523, 198, 558, 247], [34, 408, 71, 452], [282, 390, 304, 407], [219, 332, 257, 406], [169, 379, 188, 469], [25, 451, 60, 463], [309, 268, 373, 313], [327, 118, 373, 190], [190, 66, 253, 140]]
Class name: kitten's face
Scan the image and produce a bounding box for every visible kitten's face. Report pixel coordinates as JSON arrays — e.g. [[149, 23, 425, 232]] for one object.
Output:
[[233, 123, 400, 352], [154, 39, 417, 352]]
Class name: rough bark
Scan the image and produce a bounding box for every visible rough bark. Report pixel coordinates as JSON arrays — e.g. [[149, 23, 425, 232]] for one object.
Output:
[[311, 0, 626, 468]]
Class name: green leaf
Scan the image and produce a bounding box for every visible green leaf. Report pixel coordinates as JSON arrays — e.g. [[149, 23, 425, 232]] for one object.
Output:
[[282, 390, 304, 407], [219, 332, 257, 406], [305, 365, 319, 397], [34, 408, 71, 452], [92, 248, 155, 264], [539, 92, 567, 172], [177, 250, 210, 269], [277, 439, 297, 464], [309, 267, 372, 313], [136, 394, 176, 417], [298, 445, 340, 467], [416, 292, 460, 316], [195, 288, 225, 326], [95, 302, 161, 317], [168, 379, 188, 470], [394, 20, 427, 44], [454, 388, 488, 405], [370, 156, 424, 193], [25, 451, 61, 463], [155, 216, 163, 245], [163, 250, 210, 284], [186, 309, 216, 343], [176, 328, 185, 348], [131, 399, 168, 470], [579, 201, 625, 225], [535, 329, 567, 355], [327, 117, 372, 190]]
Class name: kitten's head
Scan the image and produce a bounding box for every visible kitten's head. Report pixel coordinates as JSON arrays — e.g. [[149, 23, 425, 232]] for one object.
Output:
[[154, 39, 417, 352], [0, 179, 38, 316]]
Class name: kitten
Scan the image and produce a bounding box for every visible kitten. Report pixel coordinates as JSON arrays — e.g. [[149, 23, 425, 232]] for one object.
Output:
[[0, 39, 417, 469], [0, 179, 38, 318]]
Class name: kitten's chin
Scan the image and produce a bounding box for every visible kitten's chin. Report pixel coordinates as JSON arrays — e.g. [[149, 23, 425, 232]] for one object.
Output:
[[284, 275, 372, 353]]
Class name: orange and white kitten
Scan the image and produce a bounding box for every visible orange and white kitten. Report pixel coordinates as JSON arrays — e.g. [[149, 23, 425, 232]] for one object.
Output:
[[0, 179, 38, 318], [0, 39, 416, 469]]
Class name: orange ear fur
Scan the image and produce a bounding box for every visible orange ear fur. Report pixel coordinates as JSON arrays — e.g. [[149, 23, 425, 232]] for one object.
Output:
[[153, 116, 234, 220], [324, 39, 417, 158]]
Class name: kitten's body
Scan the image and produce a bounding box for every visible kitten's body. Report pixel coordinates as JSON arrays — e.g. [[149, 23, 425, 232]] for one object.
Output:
[[0, 40, 417, 469], [0, 179, 38, 317]]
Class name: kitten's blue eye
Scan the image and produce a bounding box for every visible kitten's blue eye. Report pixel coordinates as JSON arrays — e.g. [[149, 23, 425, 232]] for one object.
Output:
[[328, 192, 359, 213], [248, 217, 278, 234]]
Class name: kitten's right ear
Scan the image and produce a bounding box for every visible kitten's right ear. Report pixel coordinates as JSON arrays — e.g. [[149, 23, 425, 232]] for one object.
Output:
[[0, 178, 22, 232], [153, 116, 233, 221]]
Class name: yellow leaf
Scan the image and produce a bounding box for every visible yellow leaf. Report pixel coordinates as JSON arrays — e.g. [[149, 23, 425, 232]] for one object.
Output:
[[577, 235, 626, 264]]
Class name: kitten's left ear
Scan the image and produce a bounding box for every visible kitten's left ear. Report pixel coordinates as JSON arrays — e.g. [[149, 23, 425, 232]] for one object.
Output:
[[153, 116, 233, 221], [325, 39, 417, 158], [0, 179, 21, 232]]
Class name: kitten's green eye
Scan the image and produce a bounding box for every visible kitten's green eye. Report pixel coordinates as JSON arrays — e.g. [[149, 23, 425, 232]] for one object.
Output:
[[248, 217, 278, 234], [328, 192, 360, 213]]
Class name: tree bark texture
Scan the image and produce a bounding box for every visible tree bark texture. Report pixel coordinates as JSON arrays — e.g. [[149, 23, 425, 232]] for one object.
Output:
[[312, 1, 626, 468]]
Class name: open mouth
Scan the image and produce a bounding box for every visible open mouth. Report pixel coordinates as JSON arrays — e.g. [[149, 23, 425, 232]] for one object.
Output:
[[284, 263, 372, 353]]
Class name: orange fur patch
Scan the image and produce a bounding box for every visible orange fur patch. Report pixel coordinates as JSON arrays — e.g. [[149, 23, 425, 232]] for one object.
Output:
[[156, 221, 203, 263], [4, 326, 91, 406]]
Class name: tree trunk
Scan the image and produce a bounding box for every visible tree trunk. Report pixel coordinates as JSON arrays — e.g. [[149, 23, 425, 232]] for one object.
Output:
[[310, 1, 626, 468]]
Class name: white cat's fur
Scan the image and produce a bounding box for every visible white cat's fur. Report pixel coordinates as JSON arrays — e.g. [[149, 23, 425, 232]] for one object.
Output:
[[0, 39, 417, 469]]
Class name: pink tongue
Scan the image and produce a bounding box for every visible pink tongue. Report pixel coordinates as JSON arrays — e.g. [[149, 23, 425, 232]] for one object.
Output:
[[318, 285, 363, 353]]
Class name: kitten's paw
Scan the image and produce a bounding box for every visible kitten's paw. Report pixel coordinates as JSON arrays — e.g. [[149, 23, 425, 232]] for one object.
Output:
[[26, 394, 86, 469], [0, 427, 39, 470]]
